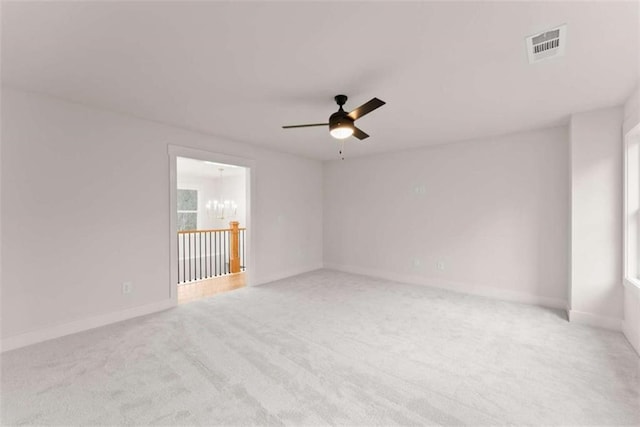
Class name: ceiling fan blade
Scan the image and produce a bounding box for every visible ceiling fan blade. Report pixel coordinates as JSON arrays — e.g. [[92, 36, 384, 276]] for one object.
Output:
[[347, 98, 386, 121], [352, 126, 370, 140], [282, 123, 328, 129]]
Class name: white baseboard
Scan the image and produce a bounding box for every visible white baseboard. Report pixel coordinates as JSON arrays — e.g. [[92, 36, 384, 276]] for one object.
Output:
[[1, 298, 176, 353], [324, 263, 567, 310], [622, 280, 640, 356], [254, 263, 324, 287], [1, 263, 323, 353], [622, 319, 640, 356], [567, 309, 622, 331]]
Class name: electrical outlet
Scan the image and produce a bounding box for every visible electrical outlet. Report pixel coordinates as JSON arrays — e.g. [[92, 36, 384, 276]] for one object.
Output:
[[436, 261, 445, 271], [413, 185, 426, 195], [122, 281, 133, 295], [412, 258, 422, 269]]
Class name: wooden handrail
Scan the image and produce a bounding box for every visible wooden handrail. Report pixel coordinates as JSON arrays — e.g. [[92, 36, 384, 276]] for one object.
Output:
[[178, 227, 246, 234]]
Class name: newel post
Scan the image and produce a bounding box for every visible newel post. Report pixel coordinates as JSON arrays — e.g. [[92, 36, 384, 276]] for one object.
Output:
[[229, 221, 240, 273]]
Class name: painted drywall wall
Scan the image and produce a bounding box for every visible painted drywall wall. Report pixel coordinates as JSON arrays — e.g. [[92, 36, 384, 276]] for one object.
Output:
[[1, 87, 323, 343], [569, 107, 624, 328], [623, 86, 640, 354], [324, 126, 570, 307]]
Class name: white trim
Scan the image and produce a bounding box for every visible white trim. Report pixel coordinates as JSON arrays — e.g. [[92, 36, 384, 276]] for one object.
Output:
[[324, 263, 567, 310], [622, 317, 640, 356], [1, 299, 175, 353], [622, 279, 640, 356], [168, 145, 256, 300], [254, 264, 324, 287], [567, 309, 622, 331], [622, 123, 640, 351], [568, 119, 574, 311], [623, 122, 640, 286], [624, 278, 640, 296]]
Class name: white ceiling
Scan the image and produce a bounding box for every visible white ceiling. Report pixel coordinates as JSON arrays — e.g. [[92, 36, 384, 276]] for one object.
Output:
[[2, 1, 638, 160], [177, 157, 246, 179]]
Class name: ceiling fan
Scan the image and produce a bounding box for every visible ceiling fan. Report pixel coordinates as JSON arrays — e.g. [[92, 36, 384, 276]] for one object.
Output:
[[282, 94, 386, 140]]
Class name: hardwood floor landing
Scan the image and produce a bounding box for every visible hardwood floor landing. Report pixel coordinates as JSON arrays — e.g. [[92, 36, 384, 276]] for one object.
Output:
[[177, 272, 245, 304]]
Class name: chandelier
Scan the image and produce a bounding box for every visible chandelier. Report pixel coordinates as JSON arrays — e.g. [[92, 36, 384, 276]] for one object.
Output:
[[206, 168, 237, 220]]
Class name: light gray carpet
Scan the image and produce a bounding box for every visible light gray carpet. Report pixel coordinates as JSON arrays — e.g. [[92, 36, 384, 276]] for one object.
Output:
[[1, 270, 639, 426]]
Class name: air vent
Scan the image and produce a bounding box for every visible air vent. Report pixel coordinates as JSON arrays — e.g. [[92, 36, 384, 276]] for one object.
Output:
[[526, 24, 567, 64]]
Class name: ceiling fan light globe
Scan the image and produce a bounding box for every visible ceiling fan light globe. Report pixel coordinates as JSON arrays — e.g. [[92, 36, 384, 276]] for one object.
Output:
[[330, 127, 353, 139]]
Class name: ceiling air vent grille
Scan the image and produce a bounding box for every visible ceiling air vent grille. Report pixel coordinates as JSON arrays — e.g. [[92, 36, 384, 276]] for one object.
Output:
[[526, 24, 566, 64]]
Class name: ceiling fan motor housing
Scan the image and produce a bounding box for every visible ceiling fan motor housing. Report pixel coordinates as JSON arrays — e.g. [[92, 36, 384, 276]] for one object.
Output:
[[329, 110, 354, 132]]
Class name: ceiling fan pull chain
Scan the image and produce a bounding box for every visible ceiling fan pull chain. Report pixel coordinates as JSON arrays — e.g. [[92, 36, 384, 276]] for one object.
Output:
[[339, 140, 345, 160]]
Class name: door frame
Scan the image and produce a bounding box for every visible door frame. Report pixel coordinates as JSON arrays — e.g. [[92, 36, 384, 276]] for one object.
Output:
[[624, 123, 640, 289], [168, 145, 255, 303]]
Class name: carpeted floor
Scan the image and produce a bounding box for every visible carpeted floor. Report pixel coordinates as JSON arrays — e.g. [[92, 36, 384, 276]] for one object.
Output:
[[1, 270, 639, 426]]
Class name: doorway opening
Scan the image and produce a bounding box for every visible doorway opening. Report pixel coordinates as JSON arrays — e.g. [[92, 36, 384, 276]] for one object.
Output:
[[172, 154, 250, 304]]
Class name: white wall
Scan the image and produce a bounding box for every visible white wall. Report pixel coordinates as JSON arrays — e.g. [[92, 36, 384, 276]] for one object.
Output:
[[324, 126, 570, 308], [2, 85, 634, 351], [1, 88, 323, 347], [569, 106, 624, 329], [623, 86, 640, 355]]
